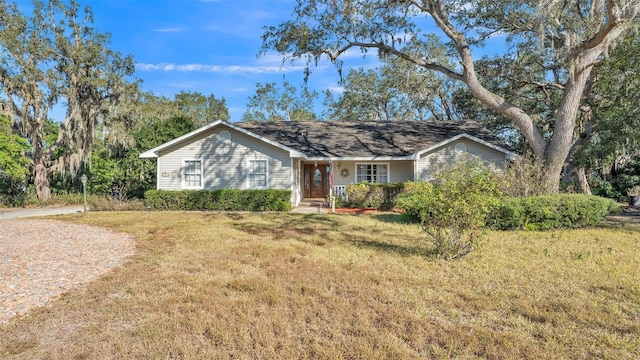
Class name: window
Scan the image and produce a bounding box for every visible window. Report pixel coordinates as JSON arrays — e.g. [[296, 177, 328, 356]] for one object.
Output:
[[183, 160, 203, 189], [454, 142, 468, 154], [356, 163, 389, 183], [248, 159, 268, 188], [218, 130, 231, 142]]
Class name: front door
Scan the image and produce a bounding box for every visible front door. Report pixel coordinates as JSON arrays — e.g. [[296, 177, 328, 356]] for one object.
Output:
[[303, 164, 328, 198]]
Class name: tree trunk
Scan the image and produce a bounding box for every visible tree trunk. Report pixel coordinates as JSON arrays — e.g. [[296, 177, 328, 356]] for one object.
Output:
[[541, 160, 564, 194], [563, 164, 592, 194], [33, 158, 51, 201], [577, 167, 591, 195], [541, 44, 601, 192]]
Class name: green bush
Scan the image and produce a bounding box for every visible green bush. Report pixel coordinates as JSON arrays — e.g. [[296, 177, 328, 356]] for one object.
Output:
[[397, 160, 502, 260], [344, 182, 405, 210], [144, 189, 292, 212], [87, 195, 147, 211], [394, 181, 435, 221], [0, 185, 87, 208], [487, 194, 618, 230]]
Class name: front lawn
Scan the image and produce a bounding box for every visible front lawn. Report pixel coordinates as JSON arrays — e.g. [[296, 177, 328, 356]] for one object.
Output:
[[1, 212, 639, 359]]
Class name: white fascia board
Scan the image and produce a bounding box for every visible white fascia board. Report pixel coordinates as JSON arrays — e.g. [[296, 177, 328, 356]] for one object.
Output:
[[138, 120, 306, 159], [138, 120, 225, 159], [304, 156, 413, 161], [412, 133, 518, 159]]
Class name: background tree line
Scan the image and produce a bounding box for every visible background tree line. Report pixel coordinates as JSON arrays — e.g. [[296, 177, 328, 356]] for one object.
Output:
[[1, 0, 639, 204], [0, 0, 229, 204]]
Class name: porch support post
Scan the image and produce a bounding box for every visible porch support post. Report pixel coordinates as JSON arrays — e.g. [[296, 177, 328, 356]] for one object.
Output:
[[330, 187, 335, 214]]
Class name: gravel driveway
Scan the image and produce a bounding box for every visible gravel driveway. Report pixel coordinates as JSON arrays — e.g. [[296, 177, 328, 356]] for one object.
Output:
[[0, 219, 135, 324]]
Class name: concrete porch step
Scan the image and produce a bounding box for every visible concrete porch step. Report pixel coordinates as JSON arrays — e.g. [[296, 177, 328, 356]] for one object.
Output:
[[298, 199, 329, 208]]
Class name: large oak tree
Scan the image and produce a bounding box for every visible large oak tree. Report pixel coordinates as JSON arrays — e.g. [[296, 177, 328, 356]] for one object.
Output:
[[0, 0, 134, 200], [262, 0, 640, 192]]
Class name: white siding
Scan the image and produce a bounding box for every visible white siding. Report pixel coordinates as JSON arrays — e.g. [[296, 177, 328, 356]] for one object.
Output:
[[416, 139, 507, 181], [388, 160, 413, 183], [292, 159, 301, 206], [330, 160, 414, 185], [156, 126, 292, 191]]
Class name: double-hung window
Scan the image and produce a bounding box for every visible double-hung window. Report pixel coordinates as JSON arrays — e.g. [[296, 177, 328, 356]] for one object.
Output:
[[247, 159, 268, 189], [183, 160, 203, 189], [356, 163, 389, 183]]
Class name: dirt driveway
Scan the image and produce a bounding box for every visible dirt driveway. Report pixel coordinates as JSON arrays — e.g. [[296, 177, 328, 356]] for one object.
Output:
[[0, 219, 134, 324], [0, 206, 84, 220]]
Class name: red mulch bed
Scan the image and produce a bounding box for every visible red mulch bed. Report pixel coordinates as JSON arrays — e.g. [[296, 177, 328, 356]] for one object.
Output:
[[333, 208, 405, 214]]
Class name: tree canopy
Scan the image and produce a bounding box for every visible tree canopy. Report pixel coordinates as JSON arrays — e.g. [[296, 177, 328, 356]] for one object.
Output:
[[174, 91, 229, 127], [0, 115, 29, 181], [243, 81, 318, 122], [0, 0, 135, 200], [262, 0, 640, 192], [325, 55, 460, 121]]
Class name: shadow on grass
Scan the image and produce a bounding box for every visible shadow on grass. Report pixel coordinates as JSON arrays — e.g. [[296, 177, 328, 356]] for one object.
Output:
[[372, 213, 417, 225], [224, 212, 435, 257], [352, 238, 435, 258], [597, 216, 640, 232], [229, 213, 342, 239]]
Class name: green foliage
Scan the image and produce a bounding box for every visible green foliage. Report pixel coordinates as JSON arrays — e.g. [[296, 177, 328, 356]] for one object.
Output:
[[0, 0, 136, 201], [174, 91, 229, 126], [397, 161, 502, 260], [0, 116, 30, 206], [0, 186, 85, 208], [242, 81, 318, 122], [324, 55, 460, 121], [344, 182, 405, 210], [88, 148, 124, 195], [487, 194, 618, 231], [573, 32, 640, 188], [0, 116, 29, 181], [394, 181, 435, 221], [87, 195, 147, 211], [589, 157, 640, 202], [144, 190, 292, 212], [114, 115, 196, 199]]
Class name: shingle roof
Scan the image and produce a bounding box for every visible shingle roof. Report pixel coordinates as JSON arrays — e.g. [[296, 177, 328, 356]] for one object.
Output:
[[235, 120, 511, 158]]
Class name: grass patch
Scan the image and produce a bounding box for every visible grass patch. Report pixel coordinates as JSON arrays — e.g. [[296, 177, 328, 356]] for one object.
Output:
[[1, 212, 639, 359]]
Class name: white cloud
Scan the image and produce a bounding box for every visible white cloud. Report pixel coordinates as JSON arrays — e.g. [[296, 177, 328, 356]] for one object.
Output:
[[153, 27, 185, 33], [167, 81, 200, 89], [326, 86, 344, 94], [136, 62, 307, 74]]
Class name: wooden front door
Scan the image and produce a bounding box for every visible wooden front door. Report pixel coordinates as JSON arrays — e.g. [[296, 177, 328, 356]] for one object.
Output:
[[303, 164, 328, 199]]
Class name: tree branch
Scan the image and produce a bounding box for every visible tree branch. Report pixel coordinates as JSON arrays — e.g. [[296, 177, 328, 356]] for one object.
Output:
[[573, 0, 639, 56]]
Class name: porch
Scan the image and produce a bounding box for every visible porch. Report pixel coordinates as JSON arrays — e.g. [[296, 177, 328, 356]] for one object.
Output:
[[299, 161, 348, 200]]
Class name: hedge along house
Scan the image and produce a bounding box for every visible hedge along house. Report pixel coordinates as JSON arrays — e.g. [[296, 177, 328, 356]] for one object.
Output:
[[139, 120, 517, 207]]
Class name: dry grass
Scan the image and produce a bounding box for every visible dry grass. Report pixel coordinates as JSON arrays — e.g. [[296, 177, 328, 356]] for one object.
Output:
[[1, 211, 639, 359]]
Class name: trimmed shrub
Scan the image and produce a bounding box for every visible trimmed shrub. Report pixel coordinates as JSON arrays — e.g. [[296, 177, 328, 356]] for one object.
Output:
[[488, 194, 618, 230], [144, 189, 292, 212], [344, 182, 405, 210]]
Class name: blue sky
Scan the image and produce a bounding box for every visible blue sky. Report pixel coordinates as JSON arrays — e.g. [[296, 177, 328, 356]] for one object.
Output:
[[81, 0, 379, 121], [36, 0, 507, 122]]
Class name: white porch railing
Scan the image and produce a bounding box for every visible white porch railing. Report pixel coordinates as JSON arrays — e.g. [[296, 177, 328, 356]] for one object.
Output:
[[333, 185, 347, 199]]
